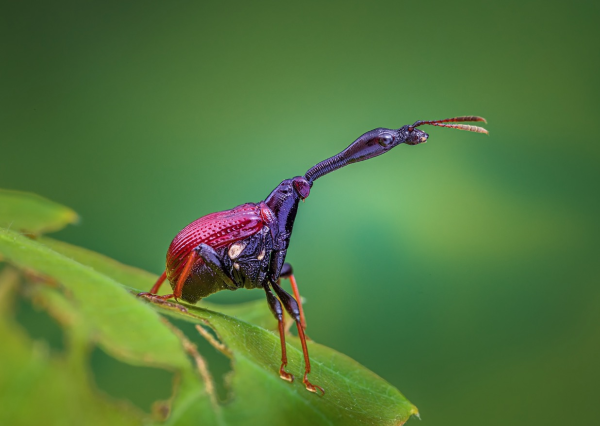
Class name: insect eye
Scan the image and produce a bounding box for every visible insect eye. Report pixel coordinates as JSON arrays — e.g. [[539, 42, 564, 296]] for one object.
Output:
[[378, 134, 395, 147], [292, 177, 311, 199]]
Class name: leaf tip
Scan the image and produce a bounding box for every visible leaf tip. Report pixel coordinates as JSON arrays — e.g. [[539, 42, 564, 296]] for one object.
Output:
[[410, 405, 420, 422]]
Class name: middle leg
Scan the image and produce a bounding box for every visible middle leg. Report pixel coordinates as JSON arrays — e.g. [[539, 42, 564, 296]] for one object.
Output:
[[271, 281, 324, 395], [263, 284, 294, 382]]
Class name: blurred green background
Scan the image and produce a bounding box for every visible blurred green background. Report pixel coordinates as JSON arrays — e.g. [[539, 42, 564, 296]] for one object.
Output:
[[2, 0, 599, 425]]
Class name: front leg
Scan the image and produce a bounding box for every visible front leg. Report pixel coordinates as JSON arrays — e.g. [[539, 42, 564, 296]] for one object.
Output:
[[195, 243, 237, 290]]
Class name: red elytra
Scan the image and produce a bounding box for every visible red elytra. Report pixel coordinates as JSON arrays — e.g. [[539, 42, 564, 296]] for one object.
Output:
[[166, 203, 267, 285]]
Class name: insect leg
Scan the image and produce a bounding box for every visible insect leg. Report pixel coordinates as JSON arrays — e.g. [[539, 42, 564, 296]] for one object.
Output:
[[271, 282, 324, 395], [150, 271, 167, 294], [139, 251, 199, 301], [263, 284, 294, 382], [173, 250, 199, 299], [195, 243, 236, 290], [137, 270, 176, 300], [279, 263, 307, 330]]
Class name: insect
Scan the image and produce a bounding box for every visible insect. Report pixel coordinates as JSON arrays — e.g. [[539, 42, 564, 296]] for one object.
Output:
[[139, 116, 488, 395]]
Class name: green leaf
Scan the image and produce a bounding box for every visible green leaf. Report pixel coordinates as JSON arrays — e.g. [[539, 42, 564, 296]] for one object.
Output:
[[0, 267, 143, 426], [0, 227, 189, 370], [0, 230, 218, 424], [0, 227, 418, 425], [0, 189, 78, 235], [39, 236, 285, 331], [151, 299, 419, 426]]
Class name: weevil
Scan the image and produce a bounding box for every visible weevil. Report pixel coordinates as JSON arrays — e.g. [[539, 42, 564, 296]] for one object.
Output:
[[139, 116, 488, 394]]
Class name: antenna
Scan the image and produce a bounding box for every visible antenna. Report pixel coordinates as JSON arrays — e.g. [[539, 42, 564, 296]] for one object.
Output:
[[410, 116, 488, 134]]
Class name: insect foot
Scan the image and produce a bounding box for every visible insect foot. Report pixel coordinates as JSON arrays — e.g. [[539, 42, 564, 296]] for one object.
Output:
[[136, 292, 188, 313], [279, 365, 294, 382], [303, 374, 325, 396]]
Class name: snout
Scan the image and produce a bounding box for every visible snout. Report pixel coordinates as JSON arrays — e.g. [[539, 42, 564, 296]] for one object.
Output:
[[406, 129, 429, 146]]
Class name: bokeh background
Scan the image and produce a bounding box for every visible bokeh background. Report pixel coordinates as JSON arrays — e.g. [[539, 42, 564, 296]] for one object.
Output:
[[2, 1, 599, 425]]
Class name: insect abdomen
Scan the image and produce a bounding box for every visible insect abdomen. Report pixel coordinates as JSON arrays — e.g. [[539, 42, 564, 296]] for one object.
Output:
[[165, 203, 264, 284]]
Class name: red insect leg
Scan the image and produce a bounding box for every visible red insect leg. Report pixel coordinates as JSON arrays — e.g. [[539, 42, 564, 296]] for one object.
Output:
[[264, 285, 294, 381], [288, 274, 307, 330], [279, 263, 307, 330], [271, 282, 323, 394], [139, 252, 197, 302], [173, 250, 198, 299], [296, 319, 324, 395], [277, 312, 294, 382], [150, 270, 167, 294], [138, 271, 174, 301]]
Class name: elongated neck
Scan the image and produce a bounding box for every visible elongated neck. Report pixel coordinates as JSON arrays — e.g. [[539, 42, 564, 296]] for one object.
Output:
[[304, 128, 388, 184]]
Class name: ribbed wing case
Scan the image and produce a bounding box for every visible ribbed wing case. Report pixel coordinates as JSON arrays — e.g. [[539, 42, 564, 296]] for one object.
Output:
[[166, 203, 265, 284]]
